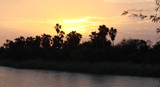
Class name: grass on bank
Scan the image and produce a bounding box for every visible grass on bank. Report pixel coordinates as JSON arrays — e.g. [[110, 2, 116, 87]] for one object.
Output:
[[0, 59, 160, 77]]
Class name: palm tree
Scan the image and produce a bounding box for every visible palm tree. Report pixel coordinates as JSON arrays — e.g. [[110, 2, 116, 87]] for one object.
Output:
[[98, 25, 109, 40], [54, 23, 65, 37], [66, 31, 82, 47], [52, 23, 65, 49], [54, 23, 61, 35], [109, 27, 117, 46], [98, 25, 109, 49], [89, 25, 110, 49], [89, 31, 99, 48]]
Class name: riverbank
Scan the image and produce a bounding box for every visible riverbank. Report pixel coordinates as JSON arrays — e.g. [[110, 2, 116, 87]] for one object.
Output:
[[0, 59, 160, 77]]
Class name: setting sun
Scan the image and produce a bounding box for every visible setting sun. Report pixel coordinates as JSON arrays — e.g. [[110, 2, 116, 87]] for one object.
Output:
[[55, 18, 89, 34], [0, 0, 159, 46]]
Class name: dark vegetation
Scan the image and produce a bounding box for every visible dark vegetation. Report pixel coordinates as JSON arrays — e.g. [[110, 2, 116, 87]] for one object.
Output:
[[0, 23, 160, 77], [0, 24, 160, 64], [0, 1, 160, 78]]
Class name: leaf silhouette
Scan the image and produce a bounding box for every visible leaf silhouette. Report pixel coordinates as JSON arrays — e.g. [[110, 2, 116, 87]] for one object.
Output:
[[141, 15, 147, 20], [157, 28, 160, 34], [121, 10, 128, 16], [132, 14, 138, 17]]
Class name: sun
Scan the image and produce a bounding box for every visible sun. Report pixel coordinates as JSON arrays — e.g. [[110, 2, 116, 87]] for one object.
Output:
[[61, 18, 88, 34]]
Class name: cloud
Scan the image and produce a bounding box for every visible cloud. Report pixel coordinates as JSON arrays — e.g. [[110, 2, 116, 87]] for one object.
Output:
[[0, 17, 56, 25], [128, 9, 144, 12], [62, 16, 108, 26], [63, 18, 87, 23], [105, 0, 154, 3]]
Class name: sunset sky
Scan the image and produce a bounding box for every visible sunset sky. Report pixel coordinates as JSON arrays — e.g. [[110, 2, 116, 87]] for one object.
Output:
[[0, 0, 159, 46]]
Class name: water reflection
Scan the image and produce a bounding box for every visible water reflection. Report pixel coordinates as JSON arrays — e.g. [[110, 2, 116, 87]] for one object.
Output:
[[0, 66, 159, 87]]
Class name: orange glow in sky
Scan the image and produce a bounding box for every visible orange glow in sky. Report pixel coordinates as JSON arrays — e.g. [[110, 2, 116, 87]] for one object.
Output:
[[0, 0, 159, 46]]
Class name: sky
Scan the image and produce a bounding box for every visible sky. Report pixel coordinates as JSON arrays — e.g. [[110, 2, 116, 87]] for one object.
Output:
[[0, 0, 160, 46]]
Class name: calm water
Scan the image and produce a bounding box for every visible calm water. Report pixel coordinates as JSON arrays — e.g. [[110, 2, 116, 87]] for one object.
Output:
[[0, 66, 159, 87]]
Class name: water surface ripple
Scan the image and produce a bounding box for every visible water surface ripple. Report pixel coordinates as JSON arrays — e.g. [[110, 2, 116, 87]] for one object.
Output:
[[0, 66, 159, 87]]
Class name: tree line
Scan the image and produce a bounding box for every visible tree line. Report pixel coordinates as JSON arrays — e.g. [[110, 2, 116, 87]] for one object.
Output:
[[0, 24, 160, 64]]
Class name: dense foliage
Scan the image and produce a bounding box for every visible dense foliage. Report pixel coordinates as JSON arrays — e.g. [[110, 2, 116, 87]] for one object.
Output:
[[0, 24, 160, 65]]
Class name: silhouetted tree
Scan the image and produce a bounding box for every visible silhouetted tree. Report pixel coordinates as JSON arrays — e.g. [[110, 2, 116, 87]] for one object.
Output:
[[34, 36, 41, 49], [52, 23, 65, 49], [8, 41, 15, 50], [153, 41, 160, 52], [25, 36, 41, 50], [3, 39, 10, 49], [14, 36, 25, 50], [98, 25, 109, 48], [116, 38, 151, 63], [89, 31, 99, 48], [98, 25, 109, 37], [118, 38, 150, 50], [89, 25, 110, 49], [52, 36, 63, 49], [66, 31, 82, 47], [26, 37, 34, 49], [54, 23, 65, 38], [41, 34, 51, 48], [54, 23, 61, 35], [0, 46, 5, 55], [109, 27, 117, 46]]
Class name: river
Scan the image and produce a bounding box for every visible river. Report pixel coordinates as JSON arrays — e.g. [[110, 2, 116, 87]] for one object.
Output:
[[0, 66, 159, 87]]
